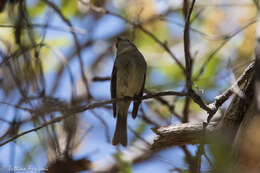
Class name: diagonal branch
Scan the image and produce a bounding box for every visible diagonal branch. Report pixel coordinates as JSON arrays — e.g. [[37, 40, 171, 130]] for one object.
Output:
[[194, 18, 257, 81], [42, 0, 92, 99], [0, 90, 187, 147], [207, 61, 255, 122], [152, 122, 218, 150], [152, 61, 255, 150], [79, 0, 185, 72]]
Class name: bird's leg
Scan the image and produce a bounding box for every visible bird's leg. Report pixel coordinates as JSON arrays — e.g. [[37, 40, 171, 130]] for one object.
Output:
[[134, 95, 143, 102]]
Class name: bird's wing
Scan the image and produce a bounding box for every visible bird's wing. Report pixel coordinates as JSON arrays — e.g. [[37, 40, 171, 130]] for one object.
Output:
[[132, 73, 146, 119], [111, 65, 117, 118]]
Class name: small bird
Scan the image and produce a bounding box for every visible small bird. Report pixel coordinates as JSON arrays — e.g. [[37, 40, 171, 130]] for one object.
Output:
[[111, 37, 147, 146]]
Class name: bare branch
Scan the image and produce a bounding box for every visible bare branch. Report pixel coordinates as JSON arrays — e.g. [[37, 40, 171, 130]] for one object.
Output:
[[0, 23, 86, 34], [183, 0, 196, 90], [207, 61, 255, 122], [42, 0, 92, 99], [0, 91, 187, 147], [79, 0, 185, 72], [182, 0, 196, 123], [152, 122, 217, 150], [152, 61, 255, 150], [92, 76, 111, 82], [194, 18, 257, 81]]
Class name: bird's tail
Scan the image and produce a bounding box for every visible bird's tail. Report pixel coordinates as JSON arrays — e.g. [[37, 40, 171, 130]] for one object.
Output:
[[112, 113, 127, 146]]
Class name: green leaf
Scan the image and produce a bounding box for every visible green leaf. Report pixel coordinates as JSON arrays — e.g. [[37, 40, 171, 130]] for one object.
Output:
[[28, 1, 46, 18], [162, 63, 184, 83], [61, 0, 78, 16], [46, 37, 69, 47], [134, 22, 170, 52], [113, 152, 132, 173], [135, 121, 146, 134], [194, 55, 221, 88]]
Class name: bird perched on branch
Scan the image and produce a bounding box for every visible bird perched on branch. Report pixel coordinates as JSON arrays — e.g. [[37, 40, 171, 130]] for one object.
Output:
[[111, 37, 147, 146]]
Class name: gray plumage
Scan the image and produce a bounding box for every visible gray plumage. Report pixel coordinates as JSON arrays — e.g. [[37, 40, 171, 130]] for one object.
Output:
[[111, 37, 147, 146]]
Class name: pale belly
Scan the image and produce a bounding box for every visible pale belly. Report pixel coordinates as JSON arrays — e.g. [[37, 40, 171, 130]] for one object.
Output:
[[116, 63, 144, 98]]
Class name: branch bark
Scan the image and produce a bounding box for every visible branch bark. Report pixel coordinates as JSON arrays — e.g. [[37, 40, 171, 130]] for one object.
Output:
[[152, 61, 255, 150], [152, 122, 217, 150]]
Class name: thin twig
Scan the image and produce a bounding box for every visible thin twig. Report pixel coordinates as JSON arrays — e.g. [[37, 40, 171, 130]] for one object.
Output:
[[207, 61, 255, 122], [42, 0, 92, 99], [194, 18, 257, 81], [91, 110, 110, 143], [79, 0, 185, 72], [92, 76, 111, 82], [183, 0, 196, 90], [182, 0, 196, 123], [0, 23, 86, 34], [0, 115, 64, 147], [0, 90, 187, 147]]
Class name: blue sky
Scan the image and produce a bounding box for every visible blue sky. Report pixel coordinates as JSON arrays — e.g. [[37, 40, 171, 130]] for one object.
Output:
[[0, 1, 240, 172]]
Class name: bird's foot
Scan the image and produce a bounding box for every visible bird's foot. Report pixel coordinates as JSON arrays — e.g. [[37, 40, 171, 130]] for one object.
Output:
[[133, 95, 140, 102]]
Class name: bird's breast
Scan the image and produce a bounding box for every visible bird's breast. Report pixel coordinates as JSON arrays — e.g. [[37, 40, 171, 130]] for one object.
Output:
[[116, 57, 145, 98]]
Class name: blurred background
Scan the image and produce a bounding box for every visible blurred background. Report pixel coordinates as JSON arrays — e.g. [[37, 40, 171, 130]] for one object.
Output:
[[0, 0, 257, 172]]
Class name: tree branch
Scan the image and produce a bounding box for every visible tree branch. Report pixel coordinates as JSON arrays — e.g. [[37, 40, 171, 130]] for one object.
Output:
[[79, 0, 185, 72], [42, 0, 92, 99], [183, 0, 196, 90], [207, 61, 255, 122], [151, 122, 217, 150], [0, 91, 187, 147], [151, 61, 255, 150]]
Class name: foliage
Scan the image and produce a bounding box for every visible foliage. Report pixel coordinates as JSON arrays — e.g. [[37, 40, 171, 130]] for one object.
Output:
[[0, 0, 257, 172]]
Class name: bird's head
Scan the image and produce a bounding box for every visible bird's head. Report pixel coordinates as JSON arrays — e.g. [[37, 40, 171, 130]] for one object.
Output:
[[116, 37, 135, 55]]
